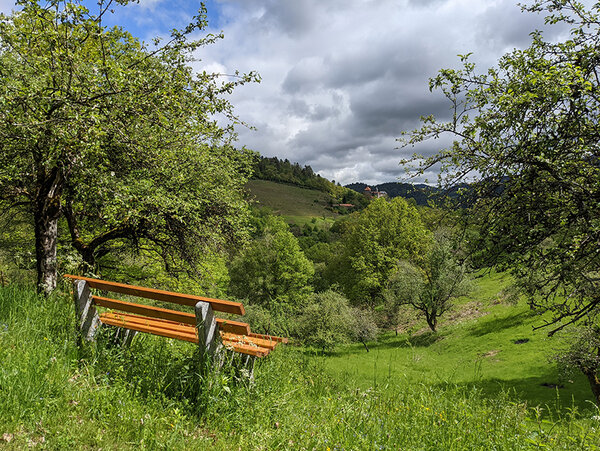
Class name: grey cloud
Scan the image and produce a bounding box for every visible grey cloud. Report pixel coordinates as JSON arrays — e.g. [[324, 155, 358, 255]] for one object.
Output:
[[258, 0, 318, 37], [475, 3, 572, 51], [286, 99, 341, 120], [282, 57, 327, 93]]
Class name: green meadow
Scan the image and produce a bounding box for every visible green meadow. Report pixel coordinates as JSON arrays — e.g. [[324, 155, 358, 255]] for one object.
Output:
[[2, 272, 600, 449], [246, 179, 339, 225]]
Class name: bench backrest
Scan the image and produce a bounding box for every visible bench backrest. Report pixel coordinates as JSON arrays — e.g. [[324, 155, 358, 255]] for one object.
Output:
[[64, 274, 245, 315]]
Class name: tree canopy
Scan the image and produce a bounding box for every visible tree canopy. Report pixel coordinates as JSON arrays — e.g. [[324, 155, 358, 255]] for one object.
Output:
[[335, 197, 431, 306], [385, 231, 470, 332], [228, 215, 314, 314], [0, 0, 258, 293], [401, 0, 600, 399]]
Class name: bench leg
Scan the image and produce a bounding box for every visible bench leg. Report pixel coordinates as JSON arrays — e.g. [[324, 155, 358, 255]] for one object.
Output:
[[242, 354, 256, 382], [107, 325, 138, 348], [195, 301, 221, 355], [73, 280, 100, 342]]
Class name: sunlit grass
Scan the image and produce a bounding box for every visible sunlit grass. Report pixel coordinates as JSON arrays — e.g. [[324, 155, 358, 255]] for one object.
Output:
[[247, 180, 339, 224]]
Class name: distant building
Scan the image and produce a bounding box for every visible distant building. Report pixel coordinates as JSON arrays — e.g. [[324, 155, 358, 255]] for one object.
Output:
[[364, 186, 387, 199]]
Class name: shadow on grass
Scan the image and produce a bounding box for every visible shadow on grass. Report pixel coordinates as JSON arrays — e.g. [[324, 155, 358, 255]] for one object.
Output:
[[320, 331, 445, 358], [467, 310, 535, 337], [433, 370, 597, 417]]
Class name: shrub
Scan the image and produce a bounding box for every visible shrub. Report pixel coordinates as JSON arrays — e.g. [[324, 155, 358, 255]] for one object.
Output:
[[296, 290, 354, 352]]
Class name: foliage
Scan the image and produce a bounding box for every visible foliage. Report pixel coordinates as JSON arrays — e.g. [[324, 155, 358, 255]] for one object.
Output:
[[296, 289, 355, 352], [401, 0, 600, 399], [335, 197, 431, 307], [239, 303, 289, 337], [0, 0, 257, 293], [228, 215, 314, 314], [385, 231, 470, 332], [553, 321, 600, 403]]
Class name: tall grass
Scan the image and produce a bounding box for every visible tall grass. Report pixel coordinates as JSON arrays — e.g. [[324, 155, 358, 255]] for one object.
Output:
[[1, 284, 600, 449]]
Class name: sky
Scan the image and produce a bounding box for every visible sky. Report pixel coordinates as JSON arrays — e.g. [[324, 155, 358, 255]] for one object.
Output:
[[0, 0, 581, 185]]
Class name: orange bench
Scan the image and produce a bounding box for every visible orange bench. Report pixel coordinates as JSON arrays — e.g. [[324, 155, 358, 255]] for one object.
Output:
[[65, 275, 286, 358]]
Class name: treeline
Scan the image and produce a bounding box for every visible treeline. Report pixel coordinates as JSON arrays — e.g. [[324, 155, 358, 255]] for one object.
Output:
[[253, 156, 369, 209], [253, 156, 332, 191]]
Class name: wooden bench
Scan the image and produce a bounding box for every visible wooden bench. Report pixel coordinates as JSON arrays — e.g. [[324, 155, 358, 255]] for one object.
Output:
[[65, 275, 286, 359]]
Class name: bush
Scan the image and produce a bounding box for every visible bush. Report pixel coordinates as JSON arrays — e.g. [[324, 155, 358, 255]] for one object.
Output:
[[296, 290, 354, 352]]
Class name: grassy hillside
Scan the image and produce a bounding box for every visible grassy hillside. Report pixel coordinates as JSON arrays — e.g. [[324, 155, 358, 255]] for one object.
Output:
[[1, 276, 600, 449], [322, 271, 593, 412], [246, 179, 340, 225]]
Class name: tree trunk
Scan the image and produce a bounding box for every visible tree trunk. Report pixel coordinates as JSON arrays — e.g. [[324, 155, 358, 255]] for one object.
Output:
[[34, 168, 63, 296], [582, 367, 600, 405], [425, 311, 437, 332], [361, 339, 370, 352], [34, 207, 59, 295]]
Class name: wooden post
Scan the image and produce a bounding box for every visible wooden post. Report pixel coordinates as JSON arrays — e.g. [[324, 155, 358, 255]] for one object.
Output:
[[73, 279, 99, 341], [195, 300, 220, 354]]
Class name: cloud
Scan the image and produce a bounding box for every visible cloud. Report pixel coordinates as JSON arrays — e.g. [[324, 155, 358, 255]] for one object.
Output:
[[199, 0, 538, 185]]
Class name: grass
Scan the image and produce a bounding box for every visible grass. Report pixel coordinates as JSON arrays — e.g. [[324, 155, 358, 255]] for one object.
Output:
[[246, 180, 339, 225], [323, 271, 594, 413], [1, 280, 600, 449]]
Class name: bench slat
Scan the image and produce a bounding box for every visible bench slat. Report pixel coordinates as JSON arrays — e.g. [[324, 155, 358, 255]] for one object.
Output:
[[65, 274, 244, 315], [221, 340, 270, 357], [95, 296, 196, 324], [248, 332, 289, 344], [100, 313, 198, 343], [100, 312, 270, 357], [221, 332, 278, 350], [100, 312, 197, 336]]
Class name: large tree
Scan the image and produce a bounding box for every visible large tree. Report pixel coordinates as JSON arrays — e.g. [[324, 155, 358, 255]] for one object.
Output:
[[401, 0, 600, 400], [0, 0, 257, 294], [335, 197, 431, 307]]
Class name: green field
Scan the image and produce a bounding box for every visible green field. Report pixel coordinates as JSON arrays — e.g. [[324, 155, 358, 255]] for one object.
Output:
[[322, 271, 592, 412], [246, 179, 340, 225]]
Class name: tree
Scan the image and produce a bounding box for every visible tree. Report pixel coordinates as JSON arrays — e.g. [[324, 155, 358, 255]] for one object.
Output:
[[0, 0, 257, 294], [336, 197, 431, 307], [384, 231, 470, 332], [228, 215, 314, 314], [553, 321, 600, 403], [350, 307, 378, 352], [401, 0, 600, 399]]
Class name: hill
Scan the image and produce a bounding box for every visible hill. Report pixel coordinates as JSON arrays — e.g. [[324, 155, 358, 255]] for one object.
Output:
[[246, 179, 341, 225], [252, 156, 369, 209]]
